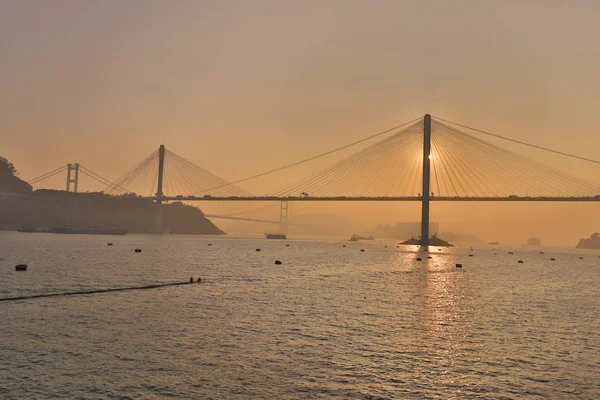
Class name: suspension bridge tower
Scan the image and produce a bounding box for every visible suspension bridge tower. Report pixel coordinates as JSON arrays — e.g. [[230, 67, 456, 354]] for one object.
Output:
[[156, 145, 165, 203], [154, 145, 166, 233], [421, 114, 431, 246], [65, 163, 80, 192]]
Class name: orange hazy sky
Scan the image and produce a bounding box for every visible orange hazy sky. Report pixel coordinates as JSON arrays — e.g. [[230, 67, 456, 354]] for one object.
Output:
[[1, 0, 599, 244]]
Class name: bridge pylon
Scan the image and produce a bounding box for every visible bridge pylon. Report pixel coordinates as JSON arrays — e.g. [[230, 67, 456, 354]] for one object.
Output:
[[66, 163, 80, 192], [156, 145, 165, 203], [420, 114, 431, 246], [279, 200, 289, 234]]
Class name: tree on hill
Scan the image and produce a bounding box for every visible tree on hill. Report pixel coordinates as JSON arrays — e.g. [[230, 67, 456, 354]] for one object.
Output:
[[0, 157, 18, 175], [0, 156, 32, 194]]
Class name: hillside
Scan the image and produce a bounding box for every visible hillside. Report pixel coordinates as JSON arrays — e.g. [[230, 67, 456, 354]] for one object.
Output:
[[0, 156, 32, 194], [0, 157, 223, 235]]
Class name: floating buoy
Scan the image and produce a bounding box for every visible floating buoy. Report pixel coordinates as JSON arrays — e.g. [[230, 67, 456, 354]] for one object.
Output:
[[456, 263, 462, 268], [551, 258, 556, 261], [189, 277, 194, 283], [360, 249, 365, 252], [518, 260, 524, 264], [343, 245, 346, 248], [15, 264, 27, 271], [469, 254, 473, 257], [416, 257, 422, 261], [197, 277, 202, 283], [579, 257, 583, 259], [255, 248, 261, 252], [208, 244, 212, 246], [107, 243, 113, 246], [274, 260, 282, 265], [135, 249, 142, 253]]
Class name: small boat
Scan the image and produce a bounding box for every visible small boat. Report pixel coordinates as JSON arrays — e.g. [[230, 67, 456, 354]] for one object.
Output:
[[265, 233, 286, 240], [15, 264, 28, 271]]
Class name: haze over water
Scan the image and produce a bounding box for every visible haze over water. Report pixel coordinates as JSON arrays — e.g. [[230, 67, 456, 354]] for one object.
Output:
[[1, 232, 599, 399], [2, 1, 600, 245]]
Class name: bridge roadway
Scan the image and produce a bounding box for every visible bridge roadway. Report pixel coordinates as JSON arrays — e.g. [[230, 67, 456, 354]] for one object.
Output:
[[204, 214, 309, 227], [159, 196, 600, 202]]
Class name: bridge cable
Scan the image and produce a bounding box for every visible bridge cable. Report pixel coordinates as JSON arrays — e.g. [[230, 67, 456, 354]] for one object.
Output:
[[191, 116, 423, 195], [78, 165, 132, 193], [28, 165, 67, 185], [435, 121, 600, 196], [434, 116, 600, 165]]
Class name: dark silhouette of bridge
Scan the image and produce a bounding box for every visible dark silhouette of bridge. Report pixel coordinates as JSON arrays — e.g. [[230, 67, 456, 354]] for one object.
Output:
[[28, 115, 600, 245]]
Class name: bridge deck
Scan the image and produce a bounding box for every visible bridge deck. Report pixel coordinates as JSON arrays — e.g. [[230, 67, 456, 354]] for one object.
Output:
[[158, 196, 600, 202]]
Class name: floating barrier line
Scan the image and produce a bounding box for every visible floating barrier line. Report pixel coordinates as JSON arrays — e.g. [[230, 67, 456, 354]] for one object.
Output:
[[0, 281, 193, 302]]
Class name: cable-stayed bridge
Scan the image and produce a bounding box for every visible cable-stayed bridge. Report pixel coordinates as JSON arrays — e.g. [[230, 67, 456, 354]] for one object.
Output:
[[27, 115, 600, 245]]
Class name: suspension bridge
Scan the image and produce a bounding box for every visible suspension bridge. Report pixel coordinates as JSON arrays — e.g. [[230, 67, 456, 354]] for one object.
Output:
[[27, 115, 600, 245]]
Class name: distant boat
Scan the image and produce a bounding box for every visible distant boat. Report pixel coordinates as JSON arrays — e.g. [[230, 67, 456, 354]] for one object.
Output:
[[18, 227, 51, 233], [349, 234, 374, 241], [51, 227, 127, 235], [265, 233, 286, 239], [488, 241, 500, 245]]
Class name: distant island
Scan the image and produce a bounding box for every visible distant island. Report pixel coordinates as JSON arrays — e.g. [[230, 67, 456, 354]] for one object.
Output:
[[576, 233, 600, 249], [0, 156, 224, 235], [401, 234, 453, 247], [527, 236, 542, 246]]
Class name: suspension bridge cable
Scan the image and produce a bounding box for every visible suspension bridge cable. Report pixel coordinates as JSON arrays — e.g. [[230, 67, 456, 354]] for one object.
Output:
[[433, 128, 476, 196], [271, 123, 424, 197], [434, 116, 600, 165], [166, 149, 251, 197], [78, 169, 119, 190], [78, 165, 131, 193], [192, 117, 423, 195], [435, 121, 600, 197], [437, 125, 541, 196], [28, 165, 67, 184], [28, 168, 66, 185], [439, 120, 599, 195], [437, 128, 500, 196], [431, 134, 455, 196], [106, 149, 158, 194], [117, 156, 157, 196]]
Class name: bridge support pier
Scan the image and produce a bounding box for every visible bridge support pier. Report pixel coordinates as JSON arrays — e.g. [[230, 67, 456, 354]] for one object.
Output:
[[154, 204, 165, 234], [279, 200, 289, 235], [421, 114, 431, 246]]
